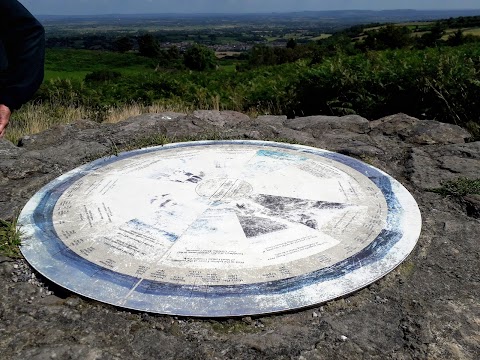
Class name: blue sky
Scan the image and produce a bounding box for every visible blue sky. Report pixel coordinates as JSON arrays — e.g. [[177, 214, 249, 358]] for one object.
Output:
[[19, 0, 480, 15]]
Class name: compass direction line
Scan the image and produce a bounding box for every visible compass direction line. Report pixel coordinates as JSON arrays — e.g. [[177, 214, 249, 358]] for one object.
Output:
[[221, 179, 239, 200], [210, 179, 228, 200], [123, 278, 144, 301], [150, 203, 215, 265]]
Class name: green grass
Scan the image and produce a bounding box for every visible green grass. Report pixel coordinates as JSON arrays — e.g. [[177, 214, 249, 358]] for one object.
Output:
[[0, 219, 22, 258], [430, 178, 480, 197], [45, 70, 90, 81], [218, 64, 237, 72], [45, 49, 156, 73]]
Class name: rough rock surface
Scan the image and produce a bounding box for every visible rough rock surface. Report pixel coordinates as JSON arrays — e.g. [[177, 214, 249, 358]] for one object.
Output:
[[0, 112, 478, 360]]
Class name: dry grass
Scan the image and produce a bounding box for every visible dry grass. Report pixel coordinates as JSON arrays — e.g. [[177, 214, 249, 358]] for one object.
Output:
[[5, 100, 195, 144], [104, 101, 193, 124], [6, 102, 89, 144]]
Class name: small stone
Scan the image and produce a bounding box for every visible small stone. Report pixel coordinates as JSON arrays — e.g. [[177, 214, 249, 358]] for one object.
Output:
[[312, 312, 319, 318], [340, 335, 348, 342], [255, 321, 265, 328], [242, 316, 253, 324], [65, 296, 81, 307]]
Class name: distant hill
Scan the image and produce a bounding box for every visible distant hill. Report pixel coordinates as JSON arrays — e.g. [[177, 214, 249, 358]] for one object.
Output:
[[37, 9, 480, 23]]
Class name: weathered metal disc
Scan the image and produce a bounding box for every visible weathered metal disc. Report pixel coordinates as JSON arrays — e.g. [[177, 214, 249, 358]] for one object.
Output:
[[19, 141, 421, 316]]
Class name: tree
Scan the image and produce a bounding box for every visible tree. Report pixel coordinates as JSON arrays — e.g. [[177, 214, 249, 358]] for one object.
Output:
[[113, 36, 133, 53], [184, 44, 217, 71], [418, 22, 445, 48], [447, 29, 465, 46], [167, 46, 181, 61], [286, 38, 297, 49], [362, 24, 412, 51], [247, 45, 276, 67], [138, 34, 161, 58], [319, 34, 357, 56]]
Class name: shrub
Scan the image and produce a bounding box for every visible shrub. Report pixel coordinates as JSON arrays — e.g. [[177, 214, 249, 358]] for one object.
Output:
[[289, 44, 480, 131], [138, 34, 161, 58], [85, 70, 122, 82], [184, 44, 217, 71]]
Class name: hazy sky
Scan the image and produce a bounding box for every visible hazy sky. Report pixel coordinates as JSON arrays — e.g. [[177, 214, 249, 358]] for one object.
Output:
[[19, 0, 480, 15]]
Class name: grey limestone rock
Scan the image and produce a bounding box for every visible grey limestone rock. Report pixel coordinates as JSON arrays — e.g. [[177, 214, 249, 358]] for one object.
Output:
[[407, 142, 480, 189], [0, 112, 478, 360], [192, 110, 250, 128], [285, 114, 370, 134], [370, 113, 471, 145]]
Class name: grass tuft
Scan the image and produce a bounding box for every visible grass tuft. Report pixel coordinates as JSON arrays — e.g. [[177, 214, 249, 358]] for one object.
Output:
[[7, 102, 90, 145], [0, 218, 23, 258], [5, 100, 195, 145], [104, 101, 193, 124], [430, 178, 480, 197]]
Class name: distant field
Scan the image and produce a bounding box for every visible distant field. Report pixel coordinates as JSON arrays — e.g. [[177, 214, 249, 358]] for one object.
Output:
[[44, 49, 156, 80], [361, 21, 480, 42], [46, 49, 155, 70], [398, 22, 433, 26], [215, 51, 242, 58], [265, 32, 332, 43], [311, 34, 332, 41], [365, 22, 433, 32], [464, 28, 480, 35], [412, 31, 429, 38], [363, 26, 383, 32], [440, 27, 480, 39], [45, 23, 241, 34]]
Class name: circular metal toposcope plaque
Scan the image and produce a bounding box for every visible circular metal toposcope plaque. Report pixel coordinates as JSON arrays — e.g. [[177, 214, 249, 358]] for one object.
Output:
[[19, 141, 421, 317]]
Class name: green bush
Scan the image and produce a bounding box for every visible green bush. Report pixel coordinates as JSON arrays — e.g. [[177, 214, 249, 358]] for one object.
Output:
[[184, 44, 217, 71], [36, 45, 480, 137], [85, 70, 122, 82], [289, 44, 480, 130]]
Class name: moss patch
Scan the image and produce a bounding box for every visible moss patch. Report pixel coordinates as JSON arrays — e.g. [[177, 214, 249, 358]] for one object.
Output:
[[429, 178, 480, 197]]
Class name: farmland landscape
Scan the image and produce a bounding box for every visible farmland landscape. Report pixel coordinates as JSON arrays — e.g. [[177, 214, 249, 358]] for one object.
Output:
[[7, 9, 480, 143]]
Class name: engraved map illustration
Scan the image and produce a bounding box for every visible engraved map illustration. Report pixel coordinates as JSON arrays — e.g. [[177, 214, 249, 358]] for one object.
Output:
[[19, 141, 422, 316]]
